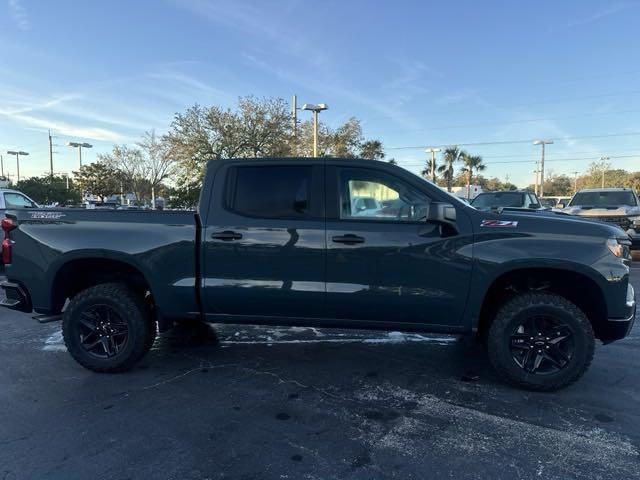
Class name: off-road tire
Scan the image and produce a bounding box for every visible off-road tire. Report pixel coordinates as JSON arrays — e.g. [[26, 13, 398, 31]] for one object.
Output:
[[62, 283, 153, 372], [487, 292, 595, 391]]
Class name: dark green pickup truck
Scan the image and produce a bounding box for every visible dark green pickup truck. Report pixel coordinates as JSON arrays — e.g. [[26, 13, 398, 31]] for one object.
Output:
[[1, 158, 636, 390]]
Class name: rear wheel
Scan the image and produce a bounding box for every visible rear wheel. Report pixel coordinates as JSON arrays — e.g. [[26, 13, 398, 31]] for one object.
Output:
[[62, 283, 154, 372], [487, 292, 595, 391]]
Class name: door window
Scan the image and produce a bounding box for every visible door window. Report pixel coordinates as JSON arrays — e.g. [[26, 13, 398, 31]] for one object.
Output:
[[339, 168, 430, 222], [229, 165, 312, 218], [4, 193, 37, 208]]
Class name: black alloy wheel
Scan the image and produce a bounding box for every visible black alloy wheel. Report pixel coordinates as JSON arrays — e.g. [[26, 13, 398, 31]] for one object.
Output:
[[77, 304, 129, 359], [509, 314, 574, 375]]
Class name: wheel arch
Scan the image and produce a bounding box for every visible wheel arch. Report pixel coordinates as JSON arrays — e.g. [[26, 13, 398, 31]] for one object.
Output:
[[475, 265, 608, 341], [48, 251, 156, 316]]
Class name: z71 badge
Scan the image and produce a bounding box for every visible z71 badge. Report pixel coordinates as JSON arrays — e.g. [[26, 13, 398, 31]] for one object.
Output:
[[481, 219, 518, 227]]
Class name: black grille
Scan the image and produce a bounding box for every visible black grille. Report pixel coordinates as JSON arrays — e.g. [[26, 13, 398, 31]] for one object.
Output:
[[593, 216, 632, 229]]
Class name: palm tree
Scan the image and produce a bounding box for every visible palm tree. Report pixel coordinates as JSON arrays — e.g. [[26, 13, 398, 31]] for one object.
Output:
[[461, 153, 486, 199], [438, 147, 461, 192], [421, 157, 438, 182]]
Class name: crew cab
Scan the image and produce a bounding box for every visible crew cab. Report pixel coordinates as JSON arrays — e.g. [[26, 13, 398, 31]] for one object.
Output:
[[1, 158, 636, 391], [562, 188, 640, 251]]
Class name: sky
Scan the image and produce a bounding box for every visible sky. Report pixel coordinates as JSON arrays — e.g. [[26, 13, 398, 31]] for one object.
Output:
[[1, 0, 639, 186]]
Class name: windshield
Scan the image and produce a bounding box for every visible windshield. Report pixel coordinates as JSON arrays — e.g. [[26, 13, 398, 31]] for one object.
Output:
[[471, 192, 524, 208], [569, 191, 637, 207]]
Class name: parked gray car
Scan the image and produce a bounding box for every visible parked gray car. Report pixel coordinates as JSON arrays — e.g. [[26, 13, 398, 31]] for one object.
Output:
[[562, 188, 640, 250]]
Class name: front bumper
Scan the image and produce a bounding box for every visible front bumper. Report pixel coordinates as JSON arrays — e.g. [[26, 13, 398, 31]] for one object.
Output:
[[0, 280, 32, 313], [600, 284, 636, 344]]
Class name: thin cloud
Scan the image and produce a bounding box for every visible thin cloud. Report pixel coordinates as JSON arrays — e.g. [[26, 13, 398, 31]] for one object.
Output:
[[567, 3, 629, 27], [0, 111, 124, 141], [8, 0, 30, 30]]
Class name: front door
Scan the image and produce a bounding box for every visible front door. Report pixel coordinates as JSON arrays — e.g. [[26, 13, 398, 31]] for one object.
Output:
[[324, 165, 473, 328], [202, 161, 326, 319]]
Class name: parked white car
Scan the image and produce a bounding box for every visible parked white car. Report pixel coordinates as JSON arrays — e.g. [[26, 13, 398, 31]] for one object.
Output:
[[0, 189, 39, 214]]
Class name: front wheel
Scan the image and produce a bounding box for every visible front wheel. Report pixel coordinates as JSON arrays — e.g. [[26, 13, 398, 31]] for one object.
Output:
[[62, 283, 154, 372], [487, 292, 595, 391]]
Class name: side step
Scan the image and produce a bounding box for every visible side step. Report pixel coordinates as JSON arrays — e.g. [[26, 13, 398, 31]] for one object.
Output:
[[33, 314, 63, 324]]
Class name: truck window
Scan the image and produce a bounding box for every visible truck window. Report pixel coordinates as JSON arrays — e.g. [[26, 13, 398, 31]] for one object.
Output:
[[4, 193, 37, 208], [339, 168, 430, 222], [230, 166, 312, 218]]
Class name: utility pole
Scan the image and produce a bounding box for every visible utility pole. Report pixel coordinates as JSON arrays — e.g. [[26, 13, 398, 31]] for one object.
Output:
[[533, 140, 553, 197], [0, 154, 4, 178], [425, 147, 441, 182], [291, 95, 298, 141], [48, 130, 54, 177], [600, 156, 610, 188], [533, 165, 539, 195], [572, 171, 579, 193]]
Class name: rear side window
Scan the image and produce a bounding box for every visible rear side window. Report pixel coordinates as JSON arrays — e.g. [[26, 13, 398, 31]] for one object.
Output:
[[229, 166, 312, 218]]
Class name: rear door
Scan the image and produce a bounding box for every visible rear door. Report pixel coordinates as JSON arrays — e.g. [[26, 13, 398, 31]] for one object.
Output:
[[324, 164, 473, 328], [201, 161, 326, 319]]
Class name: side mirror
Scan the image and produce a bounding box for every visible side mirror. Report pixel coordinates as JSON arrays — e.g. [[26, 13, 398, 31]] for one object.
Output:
[[427, 202, 456, 226], [557, 202, 565, 208]]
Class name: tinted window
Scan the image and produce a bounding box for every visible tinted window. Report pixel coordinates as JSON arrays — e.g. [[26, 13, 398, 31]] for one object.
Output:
[[339, 168, 430, 222], [231, 166, 311, 218], [4, 193, 36, 208], [471, 192, 524, 208], [569, 191, 637, 207]]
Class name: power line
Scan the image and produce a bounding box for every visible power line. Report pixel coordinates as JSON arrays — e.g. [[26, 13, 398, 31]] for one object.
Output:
[[399, 154, 639, 167], [362, 88, 640, 124], [377, 108, 640, 136], [388, 131, 640, 150]]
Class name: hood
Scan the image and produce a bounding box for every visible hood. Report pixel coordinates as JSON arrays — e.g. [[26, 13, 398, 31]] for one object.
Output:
[[562, 205, 640, 216], [470, 207, 627, 238]]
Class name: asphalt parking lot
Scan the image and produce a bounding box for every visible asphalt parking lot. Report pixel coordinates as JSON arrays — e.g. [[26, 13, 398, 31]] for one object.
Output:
[[1, 265, 639, 480]]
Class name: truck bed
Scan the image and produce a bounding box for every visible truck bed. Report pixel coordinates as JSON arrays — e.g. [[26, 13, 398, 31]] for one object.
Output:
[[2, 208, 200, 321]]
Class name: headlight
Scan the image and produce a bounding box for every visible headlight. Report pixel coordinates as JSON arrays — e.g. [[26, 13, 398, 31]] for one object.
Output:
[[607, 238, 630, 258]]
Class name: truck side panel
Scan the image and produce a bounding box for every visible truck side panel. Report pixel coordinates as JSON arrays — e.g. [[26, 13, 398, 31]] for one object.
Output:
[[3, 210, 199, 320]]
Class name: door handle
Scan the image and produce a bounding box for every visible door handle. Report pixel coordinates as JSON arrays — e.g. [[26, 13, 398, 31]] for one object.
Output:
[[211, 230, 243, 241], [332, 234, 365, 245]]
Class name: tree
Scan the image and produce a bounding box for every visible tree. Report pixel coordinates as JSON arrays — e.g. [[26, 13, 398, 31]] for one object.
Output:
[[137, 130, 176, 209], [73, 163, 120, 202], [422, 157, 438, 182], [460, 153, 486, 199], [16, 176, 81, 205], [98, 145, 148, 202], [164, 97, 294, 197], [438, 147, 462, 192], [359, 140, 385, 160]]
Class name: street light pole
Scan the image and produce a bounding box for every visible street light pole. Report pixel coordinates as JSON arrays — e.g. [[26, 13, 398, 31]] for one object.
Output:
[[302, 103, 328, 157], [66, 142, 93, 168], [533, 140, 553, 197], [600, 156, 610, 188], [425, 147, 441, 182], [6, 150, 29, 183]]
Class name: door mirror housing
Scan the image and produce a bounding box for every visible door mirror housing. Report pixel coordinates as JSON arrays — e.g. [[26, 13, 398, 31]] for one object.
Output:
[[427, 202, 456, 226]]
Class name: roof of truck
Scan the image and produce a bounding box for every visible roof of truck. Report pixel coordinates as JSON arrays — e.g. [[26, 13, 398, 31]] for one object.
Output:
[[577, 188, 635, 193]]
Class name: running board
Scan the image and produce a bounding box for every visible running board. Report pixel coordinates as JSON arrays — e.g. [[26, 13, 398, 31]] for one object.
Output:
[[33, 314, 63, 324]]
